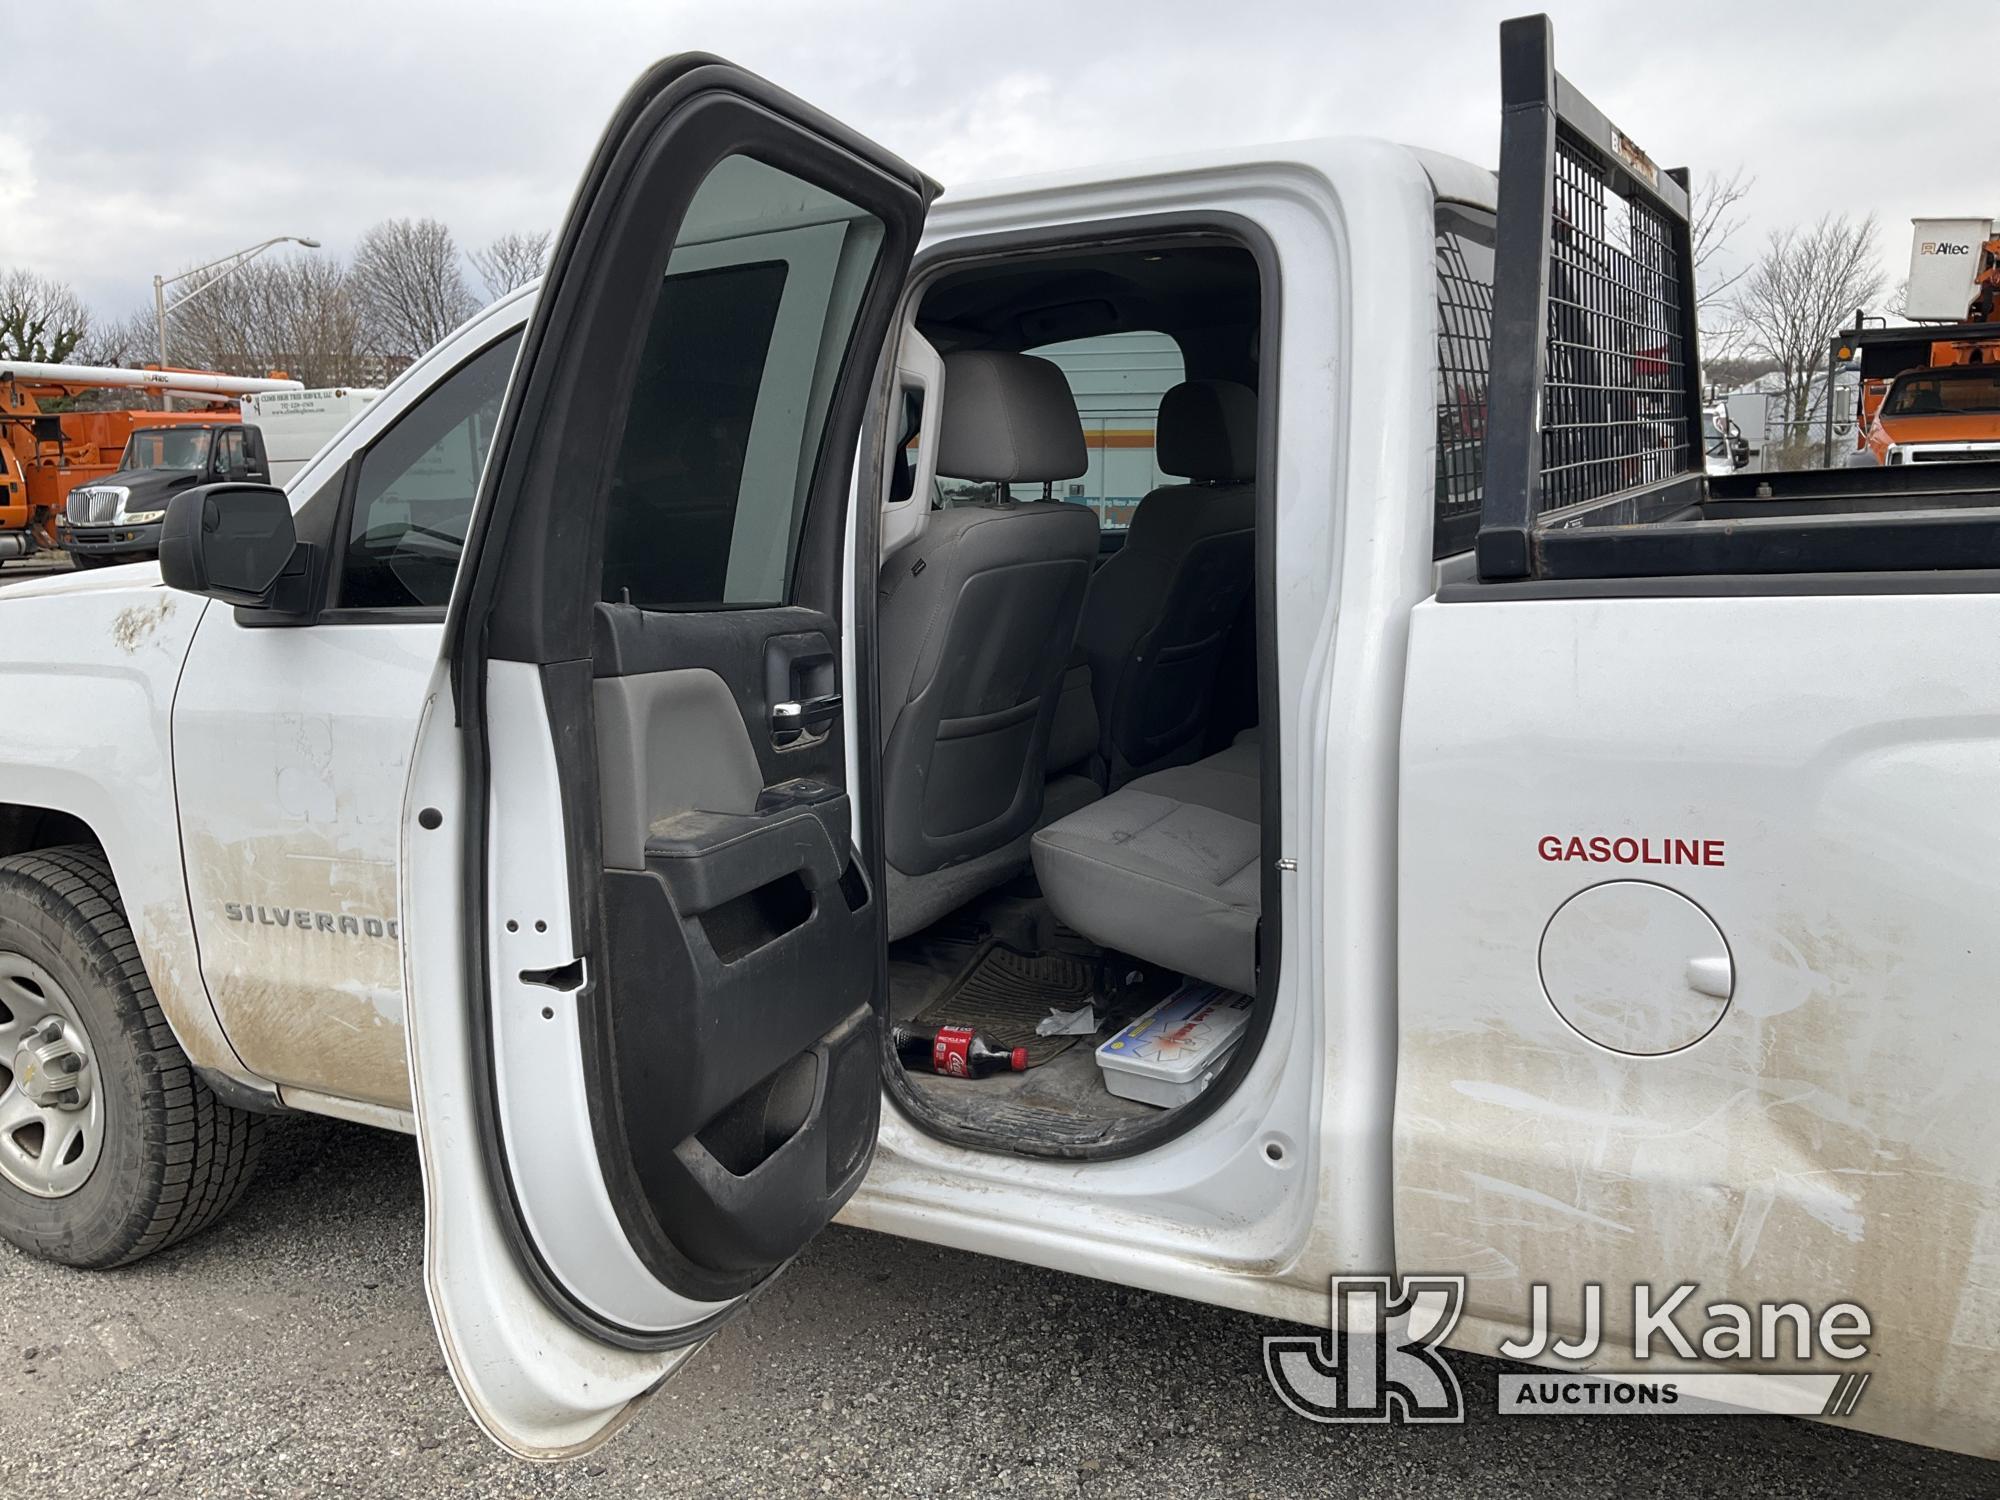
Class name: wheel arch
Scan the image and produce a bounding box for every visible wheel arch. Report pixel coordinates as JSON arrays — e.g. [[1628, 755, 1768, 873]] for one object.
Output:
[[0, 788, 259, 1094], [0, 802, 104, 861]]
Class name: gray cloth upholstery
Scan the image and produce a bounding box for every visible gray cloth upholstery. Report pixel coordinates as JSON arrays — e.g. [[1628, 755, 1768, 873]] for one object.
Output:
[[1045, 656, 1098, 774], [1157, 379, 1257, 481], [1196, 725, 1260, 781], [935, 351, 1088, 483], [878, 348, 1100, 943], [1076, 378, 1258, 784], [887, 773, 1100, 941], [879, 501, 1098, 879], [1031, 741, 1261, 994]]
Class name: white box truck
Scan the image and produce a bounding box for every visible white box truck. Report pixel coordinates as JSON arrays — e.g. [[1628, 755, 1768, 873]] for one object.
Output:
[[239, 386, 381, 486]]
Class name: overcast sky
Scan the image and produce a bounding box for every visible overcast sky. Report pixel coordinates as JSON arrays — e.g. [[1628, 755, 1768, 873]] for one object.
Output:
[[7, 0, 1995, 321]]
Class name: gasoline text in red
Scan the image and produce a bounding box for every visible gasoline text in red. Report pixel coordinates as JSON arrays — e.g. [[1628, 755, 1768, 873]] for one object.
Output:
[[1537, 835, 1725, 867]]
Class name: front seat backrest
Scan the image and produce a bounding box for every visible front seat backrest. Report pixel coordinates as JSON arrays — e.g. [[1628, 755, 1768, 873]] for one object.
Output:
[[878, 351, 1100, 890], [1078, 379, 1258, 784]]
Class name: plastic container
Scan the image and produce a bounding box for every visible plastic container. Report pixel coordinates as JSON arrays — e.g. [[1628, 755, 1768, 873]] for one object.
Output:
[[1095, 983, 1253, 1108]]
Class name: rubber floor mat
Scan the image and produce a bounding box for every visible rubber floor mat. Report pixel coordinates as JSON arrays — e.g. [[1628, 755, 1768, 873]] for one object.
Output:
[[910, 940, 1099, 1067]]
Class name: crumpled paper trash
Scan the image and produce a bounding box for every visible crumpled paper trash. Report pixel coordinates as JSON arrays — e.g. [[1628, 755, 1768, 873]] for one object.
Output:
[[1035, 1002, 1098, 1037]]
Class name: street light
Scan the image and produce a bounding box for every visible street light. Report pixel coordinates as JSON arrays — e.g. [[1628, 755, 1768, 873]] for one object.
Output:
[[152, 235, 321, 372]]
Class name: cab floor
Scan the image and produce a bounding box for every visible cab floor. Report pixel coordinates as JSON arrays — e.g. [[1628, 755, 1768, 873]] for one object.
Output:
[[886, 883, 1172, 1136]]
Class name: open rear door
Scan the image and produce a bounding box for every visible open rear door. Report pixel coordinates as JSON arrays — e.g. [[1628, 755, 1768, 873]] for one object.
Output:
[[399, 56, 933, 1457]]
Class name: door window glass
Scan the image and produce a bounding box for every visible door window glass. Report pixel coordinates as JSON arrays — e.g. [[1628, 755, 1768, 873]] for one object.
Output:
[[338, 331, 521, 610], [600, 154, 885, 610]]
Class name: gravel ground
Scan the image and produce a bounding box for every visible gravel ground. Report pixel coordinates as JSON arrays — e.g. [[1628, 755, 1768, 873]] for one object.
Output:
[[1, 1115, 1995, 1498]]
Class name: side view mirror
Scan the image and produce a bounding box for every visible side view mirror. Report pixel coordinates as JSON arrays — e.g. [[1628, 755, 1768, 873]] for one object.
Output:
[[159, 484, 300, 608]]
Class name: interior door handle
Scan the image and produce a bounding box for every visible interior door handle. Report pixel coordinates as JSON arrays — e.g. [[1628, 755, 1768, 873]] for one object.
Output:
[[773, 694, 841, 732]]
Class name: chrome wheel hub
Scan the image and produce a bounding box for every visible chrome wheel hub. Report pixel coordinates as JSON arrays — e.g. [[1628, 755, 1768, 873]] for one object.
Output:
[[0, 952, 104, 1198]]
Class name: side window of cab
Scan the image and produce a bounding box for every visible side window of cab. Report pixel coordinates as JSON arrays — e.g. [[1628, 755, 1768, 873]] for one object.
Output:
[[333, 331, 522, 611], [213, 428, 247, 481]]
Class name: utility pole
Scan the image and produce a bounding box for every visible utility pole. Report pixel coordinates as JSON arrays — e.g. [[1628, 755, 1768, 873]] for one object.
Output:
[[152, 236, 321, 406]]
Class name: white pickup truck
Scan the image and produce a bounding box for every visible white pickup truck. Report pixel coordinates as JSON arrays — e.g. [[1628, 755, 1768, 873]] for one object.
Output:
[[1, 16, 1994, 1462]]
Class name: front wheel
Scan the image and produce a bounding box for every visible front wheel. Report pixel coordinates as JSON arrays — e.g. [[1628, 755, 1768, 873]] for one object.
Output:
[[0, 847, 264, 1267]]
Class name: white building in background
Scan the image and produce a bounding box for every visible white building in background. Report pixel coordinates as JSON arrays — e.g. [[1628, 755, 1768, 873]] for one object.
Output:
[[1035, 331, 1186, 528]]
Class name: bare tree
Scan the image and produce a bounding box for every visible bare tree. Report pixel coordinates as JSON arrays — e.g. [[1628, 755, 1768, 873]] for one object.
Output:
[[1705, 353, 1780, 391], [470, 230, 551, 301], [1690, 168, 1752, 362], [74, 308, 159, 369], [1733, 213, 1884, 464], [351, 218, 478, 359], [163, 252, 369, 387], [0, 269, 91, 363]]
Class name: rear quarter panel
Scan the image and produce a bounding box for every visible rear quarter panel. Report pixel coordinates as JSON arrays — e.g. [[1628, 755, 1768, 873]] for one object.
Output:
[[1397, 589, 2000, 1457]]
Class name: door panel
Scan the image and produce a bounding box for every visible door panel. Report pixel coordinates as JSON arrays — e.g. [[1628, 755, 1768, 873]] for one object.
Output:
[[174, 321, 524, 1115], [401, 54, 932, 1455], [581, 602, 878, 1300], [175, 614, 433, 1109]]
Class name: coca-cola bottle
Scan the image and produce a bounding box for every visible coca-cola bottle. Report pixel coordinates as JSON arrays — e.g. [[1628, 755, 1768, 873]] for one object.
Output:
[[892, 1024, 1027, 1078]]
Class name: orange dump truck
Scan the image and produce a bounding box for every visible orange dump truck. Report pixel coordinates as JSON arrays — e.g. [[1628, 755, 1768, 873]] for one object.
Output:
[[0, 360, 301, 562]]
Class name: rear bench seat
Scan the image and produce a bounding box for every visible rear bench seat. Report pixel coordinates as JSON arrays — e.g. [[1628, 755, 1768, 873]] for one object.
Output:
[[1029, 731, 1260, 994]]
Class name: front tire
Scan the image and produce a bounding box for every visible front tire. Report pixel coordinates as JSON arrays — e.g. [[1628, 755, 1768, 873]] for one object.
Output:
[[0, 847, 264, 1267]]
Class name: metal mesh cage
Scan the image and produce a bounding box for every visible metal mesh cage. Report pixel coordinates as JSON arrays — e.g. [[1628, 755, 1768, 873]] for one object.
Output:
[[1475, 14, 1702, 580], [1434, 207, 1496, 557], [1539, 125, 1691, 515]]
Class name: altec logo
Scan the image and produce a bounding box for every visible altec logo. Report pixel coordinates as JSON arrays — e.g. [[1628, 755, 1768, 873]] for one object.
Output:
[[1920, 241, 1973, 256]]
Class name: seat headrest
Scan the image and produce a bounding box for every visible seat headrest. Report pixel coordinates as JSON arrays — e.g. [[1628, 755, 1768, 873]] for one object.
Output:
[[936, 351, 1088, 483], [1157, 380, 1257, 482]]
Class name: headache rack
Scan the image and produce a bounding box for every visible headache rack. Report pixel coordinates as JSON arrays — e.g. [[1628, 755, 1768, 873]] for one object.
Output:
[[1468, 15, 2000, 584]]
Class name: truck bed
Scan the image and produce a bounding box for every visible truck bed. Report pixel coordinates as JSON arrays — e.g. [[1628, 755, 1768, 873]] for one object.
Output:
[[1514, 462, 2000, 582]]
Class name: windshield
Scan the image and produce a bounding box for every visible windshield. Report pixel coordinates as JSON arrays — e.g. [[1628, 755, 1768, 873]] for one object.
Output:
[[1884, 369, 2000, 418], [118, 428, 212, 472]]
